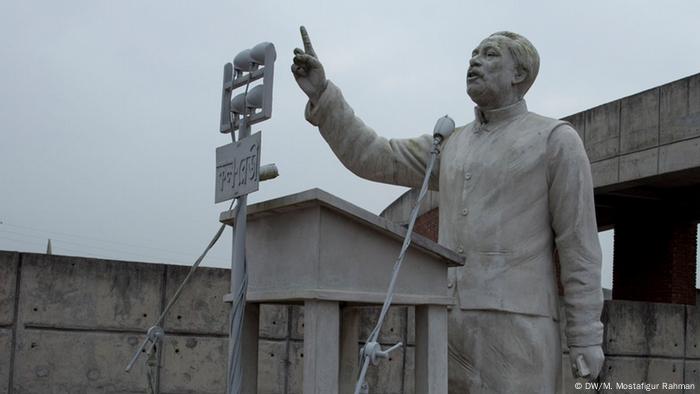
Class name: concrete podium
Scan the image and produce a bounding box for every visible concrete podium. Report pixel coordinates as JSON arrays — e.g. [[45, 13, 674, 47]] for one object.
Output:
[[220, 189, 463, 394]]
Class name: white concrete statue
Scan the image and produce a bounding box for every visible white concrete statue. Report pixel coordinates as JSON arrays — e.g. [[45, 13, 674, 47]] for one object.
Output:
[[292, 26, 605, 393]]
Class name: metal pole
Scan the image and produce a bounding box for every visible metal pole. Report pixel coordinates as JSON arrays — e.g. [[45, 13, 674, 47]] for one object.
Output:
[[223, 44, 275, 392], [226, 114, 251, 394]]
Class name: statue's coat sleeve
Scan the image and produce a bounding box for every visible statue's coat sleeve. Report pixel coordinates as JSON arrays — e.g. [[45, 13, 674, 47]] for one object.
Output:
[[305, 81, 439, 190], [547, 124, 604, 347]]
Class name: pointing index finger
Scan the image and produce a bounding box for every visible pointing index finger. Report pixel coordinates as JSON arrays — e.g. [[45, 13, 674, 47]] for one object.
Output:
[[300, 26, 317, 58]]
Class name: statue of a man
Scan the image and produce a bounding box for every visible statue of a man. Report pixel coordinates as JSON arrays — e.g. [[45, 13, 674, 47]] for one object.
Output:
[[292, 27, 605, 393]]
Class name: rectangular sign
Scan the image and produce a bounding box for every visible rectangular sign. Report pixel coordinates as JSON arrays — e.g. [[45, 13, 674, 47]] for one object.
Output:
[[215, 132, 261, 203]]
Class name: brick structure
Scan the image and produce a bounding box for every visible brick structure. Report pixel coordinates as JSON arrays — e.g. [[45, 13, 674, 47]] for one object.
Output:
[[413, 207, 439, 242], [613, 213, 697, 305]]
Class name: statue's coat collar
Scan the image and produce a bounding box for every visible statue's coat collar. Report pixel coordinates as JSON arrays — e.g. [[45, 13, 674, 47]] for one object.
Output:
[[474, 100, 528, 127]]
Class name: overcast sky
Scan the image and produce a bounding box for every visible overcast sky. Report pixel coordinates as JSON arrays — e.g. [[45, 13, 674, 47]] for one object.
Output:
[[2, 1, 699, 289]]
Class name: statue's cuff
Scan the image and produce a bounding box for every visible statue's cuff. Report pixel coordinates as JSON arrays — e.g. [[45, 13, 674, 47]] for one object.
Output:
[[566, 332, 604, 348], [304, 80, 335, 126]]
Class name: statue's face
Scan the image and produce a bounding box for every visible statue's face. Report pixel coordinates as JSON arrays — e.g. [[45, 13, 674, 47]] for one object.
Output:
[[466, 37, 519, 108]]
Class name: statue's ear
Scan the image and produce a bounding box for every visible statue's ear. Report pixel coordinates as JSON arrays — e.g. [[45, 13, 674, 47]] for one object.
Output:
[[512, 65, 528, 86]]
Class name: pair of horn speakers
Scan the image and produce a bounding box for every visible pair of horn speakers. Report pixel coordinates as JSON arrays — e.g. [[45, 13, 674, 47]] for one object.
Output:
[[220, 42, 276, 134]]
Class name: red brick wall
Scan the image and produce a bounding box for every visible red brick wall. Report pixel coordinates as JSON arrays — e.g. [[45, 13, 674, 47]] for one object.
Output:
[[668, 222, 698, 303], [413, 208, 439, 242], [613, 217, 697, 305]]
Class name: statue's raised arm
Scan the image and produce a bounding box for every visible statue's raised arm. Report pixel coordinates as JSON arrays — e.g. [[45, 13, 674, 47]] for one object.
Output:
[[290, 25, 438, 190]]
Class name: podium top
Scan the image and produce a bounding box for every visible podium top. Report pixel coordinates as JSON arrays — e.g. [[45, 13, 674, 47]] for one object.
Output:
[[220, 188, 463, 268]]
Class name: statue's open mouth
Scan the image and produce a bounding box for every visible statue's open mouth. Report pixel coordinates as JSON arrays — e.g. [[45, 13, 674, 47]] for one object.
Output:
[[467, 69, 482, 81]]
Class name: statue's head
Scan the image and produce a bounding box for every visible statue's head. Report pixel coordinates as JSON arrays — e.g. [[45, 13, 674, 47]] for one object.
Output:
[[466, 31, 539, 109]]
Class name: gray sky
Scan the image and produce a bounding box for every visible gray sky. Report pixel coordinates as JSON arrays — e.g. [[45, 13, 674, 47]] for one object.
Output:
[[1, 0, 699, 289]]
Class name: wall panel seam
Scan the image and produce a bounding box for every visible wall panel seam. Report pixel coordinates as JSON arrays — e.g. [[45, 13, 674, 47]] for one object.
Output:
[[8, 252, 22, 394]]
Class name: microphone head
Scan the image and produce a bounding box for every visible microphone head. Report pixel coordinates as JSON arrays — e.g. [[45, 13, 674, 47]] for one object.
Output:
[[433, 115, 455, 141]]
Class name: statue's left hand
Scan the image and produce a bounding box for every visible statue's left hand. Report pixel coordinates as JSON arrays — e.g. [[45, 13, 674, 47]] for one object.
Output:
[[569, 345, 605, 380]]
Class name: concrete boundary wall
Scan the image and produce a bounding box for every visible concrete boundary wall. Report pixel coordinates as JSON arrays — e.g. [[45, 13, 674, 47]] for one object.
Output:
[[1, 251, 698, 393]]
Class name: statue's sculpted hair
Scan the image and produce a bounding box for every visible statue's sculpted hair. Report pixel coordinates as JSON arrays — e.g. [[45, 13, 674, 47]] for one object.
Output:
[[489, 31, 540, 97]]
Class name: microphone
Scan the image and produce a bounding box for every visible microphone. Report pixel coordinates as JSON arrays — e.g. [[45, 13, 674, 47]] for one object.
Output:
[[433, 115, 455, 143]]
